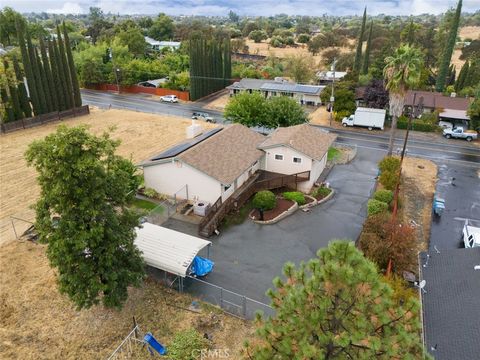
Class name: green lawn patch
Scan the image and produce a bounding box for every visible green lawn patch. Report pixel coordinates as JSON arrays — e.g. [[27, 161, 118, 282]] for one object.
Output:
[[327, 147, 340, 161], [131, 198, 160, 211]]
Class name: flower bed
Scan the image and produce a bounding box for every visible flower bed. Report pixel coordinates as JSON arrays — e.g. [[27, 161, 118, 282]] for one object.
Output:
[[249, 198, 297, 224]]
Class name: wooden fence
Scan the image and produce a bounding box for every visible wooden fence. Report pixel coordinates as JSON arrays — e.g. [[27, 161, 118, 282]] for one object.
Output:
[[0, 105, 90, 134], [88, 84, 190, 101]]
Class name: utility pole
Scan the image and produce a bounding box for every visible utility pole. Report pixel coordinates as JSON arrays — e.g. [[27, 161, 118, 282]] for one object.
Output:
[[329, 58, 336, 127], [109, 48, 120, 94]]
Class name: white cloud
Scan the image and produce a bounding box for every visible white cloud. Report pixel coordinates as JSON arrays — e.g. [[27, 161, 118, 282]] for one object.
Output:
[[46, 2, 85, 14]]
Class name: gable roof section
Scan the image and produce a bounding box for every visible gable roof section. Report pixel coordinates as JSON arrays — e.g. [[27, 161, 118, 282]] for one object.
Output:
[[260, 82, 325, 95], [259, 124, 336, 161], [405, 91, 471, 111], [178, 124, 264, 184], [420, 248, 480, 360]]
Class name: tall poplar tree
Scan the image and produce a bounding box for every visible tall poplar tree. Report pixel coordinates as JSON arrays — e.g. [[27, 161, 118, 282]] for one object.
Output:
[[35, 48, 53, 112], [48, 39, 66, 111], [27, 36, 47, 114], [52, 38, 69, 110], [12, 56, 32, 118], [362, 21, 373, 75], [3, 60, 24, 120], [1, 87, 15, 122], [353, 7, 367, 73], [455, 61, 469, 91], [435, 0, 462, 92], [16, 19, 39, 115], [39, 38, 58, 112], [57, 25, 74, 109], [62, 22, 82, 107]]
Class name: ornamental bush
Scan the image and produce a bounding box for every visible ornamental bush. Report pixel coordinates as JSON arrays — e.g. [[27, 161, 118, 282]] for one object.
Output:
[[373, 189, 394, 205], [312, 186, 331, 198], [283, 191, 306, 205], [168, 329, 209, 360], [367, 199, 389, 216], [253, 190, 277, 211], [379, 170, 398, 190], [378, 156, 401, 173]]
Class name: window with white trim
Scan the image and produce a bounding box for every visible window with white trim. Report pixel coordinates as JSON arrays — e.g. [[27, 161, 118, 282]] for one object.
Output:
[[275, 154, 284, 160], [293, 157, 302, 163]]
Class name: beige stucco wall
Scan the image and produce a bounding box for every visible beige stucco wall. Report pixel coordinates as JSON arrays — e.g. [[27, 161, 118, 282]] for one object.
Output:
[[143, 160, 222, 205], [263, 146, 327, 193]]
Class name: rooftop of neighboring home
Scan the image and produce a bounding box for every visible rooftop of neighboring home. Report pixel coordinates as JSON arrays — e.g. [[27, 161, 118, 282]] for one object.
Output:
[[227, 78, 325, 95], [141, 124, 265, 184], [419, 248, 480, 360], [259, 124, 337, 161], [404, 90, 472, 111], [137, 78, 168, 87], [316, 71, 348, 81], [144, 36, 181, 48]]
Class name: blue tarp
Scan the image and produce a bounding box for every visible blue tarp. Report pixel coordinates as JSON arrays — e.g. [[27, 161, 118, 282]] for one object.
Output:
[[144, 332, 167, 355], [191, 256, 214, 277]]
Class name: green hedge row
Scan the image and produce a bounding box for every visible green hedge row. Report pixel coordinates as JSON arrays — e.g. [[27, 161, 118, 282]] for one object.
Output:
[[396, 119, 440, 132]]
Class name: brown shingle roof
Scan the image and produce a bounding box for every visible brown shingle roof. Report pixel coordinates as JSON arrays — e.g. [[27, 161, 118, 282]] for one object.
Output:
[[178, 124, 265, 184], [258, 124, 337, 161], [405, 91, 472, 111]]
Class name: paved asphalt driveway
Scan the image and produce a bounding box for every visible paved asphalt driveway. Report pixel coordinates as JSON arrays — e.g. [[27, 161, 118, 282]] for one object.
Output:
[[164, 148, 382, 303], [429, 164, 480, 250]]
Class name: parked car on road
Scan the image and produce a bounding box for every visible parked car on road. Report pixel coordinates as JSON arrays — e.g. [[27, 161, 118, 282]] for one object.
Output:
[[443, 126, 477, 141], [192, 112, 216, 123], [160, 95, 178, 103]]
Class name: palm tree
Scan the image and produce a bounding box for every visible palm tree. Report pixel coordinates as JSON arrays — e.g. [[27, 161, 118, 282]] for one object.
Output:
[[383, 45, 423, 155]]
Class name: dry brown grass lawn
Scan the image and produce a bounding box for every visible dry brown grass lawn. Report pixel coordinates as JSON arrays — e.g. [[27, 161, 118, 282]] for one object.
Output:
[[204, 94, 231, 112], [400, 157, 438, 251], [0, 240, 253, 359], [0, 107, 216, 245]]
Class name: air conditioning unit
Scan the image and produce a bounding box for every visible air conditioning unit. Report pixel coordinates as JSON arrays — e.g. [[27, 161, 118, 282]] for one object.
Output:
[[193, 201, 210, 216]]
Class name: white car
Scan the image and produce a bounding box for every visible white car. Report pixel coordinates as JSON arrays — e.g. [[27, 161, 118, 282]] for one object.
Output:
[[160, 95, 178, 103], [463, 220, 480, 248]]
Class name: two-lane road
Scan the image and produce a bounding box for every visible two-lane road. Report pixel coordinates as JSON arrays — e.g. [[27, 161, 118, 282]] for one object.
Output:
[[81, 89, 480, 166]]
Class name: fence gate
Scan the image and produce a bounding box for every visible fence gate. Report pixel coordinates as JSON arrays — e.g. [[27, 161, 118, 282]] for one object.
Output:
[[107, 324, 145, 360]]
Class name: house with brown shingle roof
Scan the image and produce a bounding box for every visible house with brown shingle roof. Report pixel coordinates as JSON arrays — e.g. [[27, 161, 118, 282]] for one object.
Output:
[[259, 124, 336, 192], [140, 123, 335, 205]]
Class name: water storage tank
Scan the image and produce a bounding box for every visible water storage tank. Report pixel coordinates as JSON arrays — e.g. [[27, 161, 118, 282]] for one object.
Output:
[[193, 201, 210, 216], [186, 120, 202, 139]]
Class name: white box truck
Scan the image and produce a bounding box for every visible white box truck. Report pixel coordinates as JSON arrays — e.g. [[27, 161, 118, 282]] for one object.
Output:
[[342, 107, 386, 130]]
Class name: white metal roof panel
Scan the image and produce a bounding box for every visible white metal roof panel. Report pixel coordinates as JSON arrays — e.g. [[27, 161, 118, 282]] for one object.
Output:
[[135, 222, 211, 277]]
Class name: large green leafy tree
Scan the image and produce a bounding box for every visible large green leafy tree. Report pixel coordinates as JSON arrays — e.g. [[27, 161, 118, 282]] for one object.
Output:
[[25, 126, 145, 309], [266, 96, 308, 128], [284, 54, 315, 83], [62, 22, 82, 107], [225, 91, 268, 127], [435, 0, 462, 92], [0, 7, 25, 46], [116, 26, 147, 58], [353, 7, 367, 73], [384, 45, 423, 155], [246, 241, 423, 359], [467, 85, 480, 131], [148, 13, 175, 40]]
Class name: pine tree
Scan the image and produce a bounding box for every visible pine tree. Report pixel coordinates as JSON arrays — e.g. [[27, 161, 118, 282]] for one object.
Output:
[[353, 7, 367, 73], [62, 22, 82, 107], [57, 25, 74, 109], [52, 38, 69, 110], [49, 39, 66, 111], [12, 56, 32, 118], [36, 47, 53, 112], [16, 19, 39, 115], [436, 0, 462, 92], [362, 21, 373, 75], [455, 61, 469, 91], [40, 38, 58, 112], [27, 36, 47, 114], [247, 241, 424, 359]]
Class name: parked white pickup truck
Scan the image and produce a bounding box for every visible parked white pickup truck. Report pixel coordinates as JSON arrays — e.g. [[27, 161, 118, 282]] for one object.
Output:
[[463, 220, 480, 248], [442, 127, 478, 141]]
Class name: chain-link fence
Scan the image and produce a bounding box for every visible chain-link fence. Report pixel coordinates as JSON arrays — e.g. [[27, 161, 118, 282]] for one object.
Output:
[[184, 276, 274, 320]]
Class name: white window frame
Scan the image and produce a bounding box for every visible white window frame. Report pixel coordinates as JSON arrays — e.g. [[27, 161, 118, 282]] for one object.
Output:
[[293, 157, 302, 164], [274, 154, 284, 161]]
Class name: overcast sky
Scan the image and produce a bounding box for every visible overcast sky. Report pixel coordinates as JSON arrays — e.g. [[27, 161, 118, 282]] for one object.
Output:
[[1, 0, 478, 17]]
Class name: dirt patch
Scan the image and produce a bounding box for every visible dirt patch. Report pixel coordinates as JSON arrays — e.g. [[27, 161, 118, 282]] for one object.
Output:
[[250, 198, 295, 221], [203, 94, 230, 112], [0, 107, 216, 245], [399, 157, 438, 251], [309, 107, 331, 126], [0, 240, 253, 359]]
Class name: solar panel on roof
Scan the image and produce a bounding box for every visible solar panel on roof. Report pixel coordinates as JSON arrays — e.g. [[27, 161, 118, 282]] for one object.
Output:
[[151, 127, 223, 161]]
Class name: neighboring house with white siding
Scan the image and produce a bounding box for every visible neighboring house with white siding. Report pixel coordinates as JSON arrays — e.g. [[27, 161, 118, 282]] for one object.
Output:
[[139, 123, 336, 205]]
